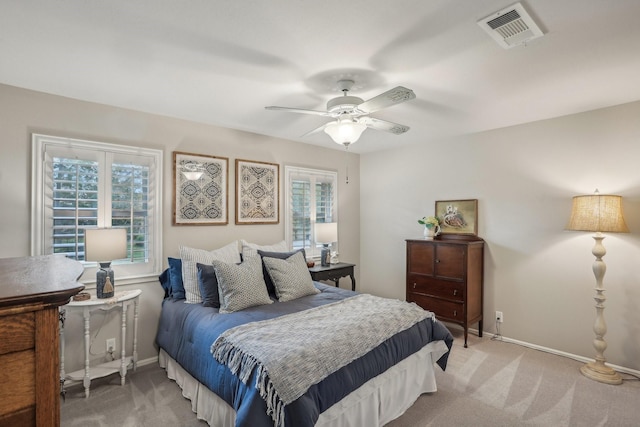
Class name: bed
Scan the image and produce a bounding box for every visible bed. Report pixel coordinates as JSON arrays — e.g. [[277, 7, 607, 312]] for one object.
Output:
[[155, 240, 453, 427]]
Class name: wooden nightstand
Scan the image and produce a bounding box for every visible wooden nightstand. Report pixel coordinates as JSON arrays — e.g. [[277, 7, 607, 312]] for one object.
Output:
[[309, 262, 356, 291]]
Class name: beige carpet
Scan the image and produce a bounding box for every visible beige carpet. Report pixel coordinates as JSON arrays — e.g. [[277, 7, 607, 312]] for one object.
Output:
[[61, 329, 640, 426], [387, 328, 640, 427]]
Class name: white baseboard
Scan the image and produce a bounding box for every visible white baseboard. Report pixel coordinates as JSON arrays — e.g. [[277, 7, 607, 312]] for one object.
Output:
[[446, 323, 640, 379], [487, 333, 640, 379], [137, 355, 160, 367]]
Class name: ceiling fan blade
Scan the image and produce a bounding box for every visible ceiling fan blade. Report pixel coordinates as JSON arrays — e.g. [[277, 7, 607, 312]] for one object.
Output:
[[301, 122, 330, 137], [359, 117, 410, 135], [265, 106, 332, 117], [356, 86, 416, 114]]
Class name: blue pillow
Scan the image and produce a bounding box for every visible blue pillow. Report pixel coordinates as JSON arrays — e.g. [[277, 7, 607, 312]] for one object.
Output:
[[196, 263, 221, 308], [168, 257, 185, 300], [257, 249, 306, 295], [158, 268, 171, 299]]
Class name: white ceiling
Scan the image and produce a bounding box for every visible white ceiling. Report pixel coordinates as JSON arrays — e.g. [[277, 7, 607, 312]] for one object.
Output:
[[2, 0, 640, 153]]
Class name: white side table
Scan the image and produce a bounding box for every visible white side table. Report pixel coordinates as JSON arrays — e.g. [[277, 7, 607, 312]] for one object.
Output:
[[60, 289, 141, 398]]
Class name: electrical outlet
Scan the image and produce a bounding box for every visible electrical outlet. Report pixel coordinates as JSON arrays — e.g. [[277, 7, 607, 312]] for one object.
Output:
[[106, 338, 116, 353], [495, 311, 503, 323]]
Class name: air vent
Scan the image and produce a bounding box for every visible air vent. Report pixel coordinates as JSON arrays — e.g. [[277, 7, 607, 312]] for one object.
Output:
[[478, 2, 544, 49]]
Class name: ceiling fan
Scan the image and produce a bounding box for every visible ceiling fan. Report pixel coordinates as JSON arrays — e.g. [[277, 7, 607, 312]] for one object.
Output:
[[265, 79, 416, 147]]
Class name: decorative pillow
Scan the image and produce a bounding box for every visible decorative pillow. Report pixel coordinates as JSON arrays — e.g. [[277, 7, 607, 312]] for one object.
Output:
[[158, 268, 171, 299], [180, 241, 241, 303], [213, 255, 273, 313], [257, 248, 306, 295], [262, 251, 319, 302], [168, 257, 185, 300], [241, 239, 288, 260], [196, 263, 221, 308]]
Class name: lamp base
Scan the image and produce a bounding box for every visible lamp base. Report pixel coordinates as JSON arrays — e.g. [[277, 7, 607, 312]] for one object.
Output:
[[320, 245, 331, 267], [580, 361, 622, 385], [96, 262, 115, 299]]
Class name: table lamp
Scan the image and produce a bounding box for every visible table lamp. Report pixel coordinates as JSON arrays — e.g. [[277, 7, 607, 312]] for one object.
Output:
[[85, 228, 127, 298], [566, 190, 628, 384], [315, 222, 338, 267]]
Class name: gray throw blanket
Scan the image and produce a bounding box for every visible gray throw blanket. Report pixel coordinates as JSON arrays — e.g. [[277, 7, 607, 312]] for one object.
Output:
[[210, 294, 434, 427]]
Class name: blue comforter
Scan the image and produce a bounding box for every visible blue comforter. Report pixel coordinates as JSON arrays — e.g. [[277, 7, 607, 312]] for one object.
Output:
[[155, 283, 453, 427]]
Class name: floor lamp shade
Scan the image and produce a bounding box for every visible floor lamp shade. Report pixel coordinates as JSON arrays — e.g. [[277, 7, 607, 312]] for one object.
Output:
[[85, 228, 127, 298], [566, 194, 628, 233], [566, 191, 628, 385], [315, 222, 338, 267]]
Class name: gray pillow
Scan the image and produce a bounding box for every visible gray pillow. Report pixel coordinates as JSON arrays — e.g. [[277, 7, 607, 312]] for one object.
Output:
[[257, 248, 306, 295], [212, 255, 273, 313], [262, 251, 319, 302]]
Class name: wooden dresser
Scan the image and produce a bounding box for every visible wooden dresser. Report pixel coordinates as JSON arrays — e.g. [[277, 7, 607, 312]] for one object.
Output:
[[406, 236, 484, 347], [0, 255, 84, 427]]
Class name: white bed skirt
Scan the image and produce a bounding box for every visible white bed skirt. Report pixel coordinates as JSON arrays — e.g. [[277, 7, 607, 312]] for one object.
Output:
[[158, 340, 449, 427]]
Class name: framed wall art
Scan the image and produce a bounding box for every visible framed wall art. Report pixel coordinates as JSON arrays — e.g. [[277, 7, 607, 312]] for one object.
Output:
[[235, 159, 279, 224], [435, 199, 478, 235], [173, 151, 228, 225]]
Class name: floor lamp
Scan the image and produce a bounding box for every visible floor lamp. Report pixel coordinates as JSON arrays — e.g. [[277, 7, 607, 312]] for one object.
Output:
[[566, 190, 628, 385]]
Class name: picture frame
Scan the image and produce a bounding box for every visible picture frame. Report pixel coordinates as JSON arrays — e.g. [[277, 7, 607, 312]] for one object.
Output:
[[435, 199, 478, 235], [235, 159, 279, 225], [173, 151, 229, 225]]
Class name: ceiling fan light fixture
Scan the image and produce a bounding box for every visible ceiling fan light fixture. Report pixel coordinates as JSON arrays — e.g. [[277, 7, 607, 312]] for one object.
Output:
[[324, 119, 366, 145]]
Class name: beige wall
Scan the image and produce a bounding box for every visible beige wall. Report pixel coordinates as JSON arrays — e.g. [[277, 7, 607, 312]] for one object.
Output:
[[0, 83, 360, 372], [3, 81, 638, 375], [359, 100, 640, 372]]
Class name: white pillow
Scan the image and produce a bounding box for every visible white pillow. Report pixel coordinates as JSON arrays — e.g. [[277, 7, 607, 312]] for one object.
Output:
[[262, 251, 319, 302], [180, 241, 241, 303], [213, 255, 273, 313], [240, 239, 287, 260]]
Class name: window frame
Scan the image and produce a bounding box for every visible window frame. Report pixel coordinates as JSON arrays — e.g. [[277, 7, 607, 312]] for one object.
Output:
[[31, 134, 163, 284], [284, 165, 338, 259]]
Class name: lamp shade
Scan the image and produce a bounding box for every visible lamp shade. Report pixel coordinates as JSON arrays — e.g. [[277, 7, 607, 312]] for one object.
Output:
[[85, 228, 128, 262], [324, 119, 366, 145], [566, 193, 629, 233], [315, 222, 338, 244]]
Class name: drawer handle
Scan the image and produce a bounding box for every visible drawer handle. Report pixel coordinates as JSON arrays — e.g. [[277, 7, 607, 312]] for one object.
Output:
[[413, 283, 417, 289], [453, 290, 457, 296], [435, 259, 440, 263], [453, 310, 457, 317]]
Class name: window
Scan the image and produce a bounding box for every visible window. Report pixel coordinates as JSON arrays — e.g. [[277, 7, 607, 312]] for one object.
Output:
[[284, 166, 337, 258], [31, 134, 163, 281]]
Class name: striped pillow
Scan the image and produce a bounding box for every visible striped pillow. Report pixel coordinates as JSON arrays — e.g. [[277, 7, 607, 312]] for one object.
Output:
[[179, 241, 241, 303]]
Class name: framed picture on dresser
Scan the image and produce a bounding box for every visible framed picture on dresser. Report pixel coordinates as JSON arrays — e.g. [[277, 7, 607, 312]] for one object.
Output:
[[435, 199, 478, 235]]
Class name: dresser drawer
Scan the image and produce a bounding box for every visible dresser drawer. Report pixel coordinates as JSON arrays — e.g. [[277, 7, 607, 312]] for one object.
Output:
[[407, 274, 464, 302], [0, 312, 35, 356], [408, 293, 464, 322], [0, 349, 35, 418]]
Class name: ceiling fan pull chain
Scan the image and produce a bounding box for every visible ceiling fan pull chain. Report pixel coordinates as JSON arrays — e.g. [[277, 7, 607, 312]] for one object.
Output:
[[344, 144, 350, 184]]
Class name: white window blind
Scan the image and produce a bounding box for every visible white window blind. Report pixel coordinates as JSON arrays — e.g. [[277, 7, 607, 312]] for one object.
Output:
[[285, 166, 337, 258], [51, 156, 99, 259], [32, 134, 163, 281]]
